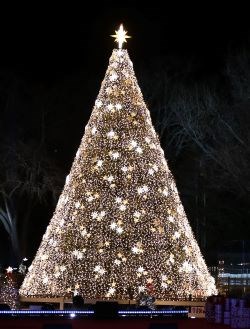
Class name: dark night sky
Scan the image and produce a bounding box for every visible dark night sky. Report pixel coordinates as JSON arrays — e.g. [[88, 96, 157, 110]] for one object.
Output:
[[1, 6, 249, 139], [1, 7, 249, 80], [1, 6, 250, 266]]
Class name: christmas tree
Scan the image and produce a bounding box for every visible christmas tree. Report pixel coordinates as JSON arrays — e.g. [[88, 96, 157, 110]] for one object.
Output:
[[0, 267, 19, 309], [20, 25, 217, 300]]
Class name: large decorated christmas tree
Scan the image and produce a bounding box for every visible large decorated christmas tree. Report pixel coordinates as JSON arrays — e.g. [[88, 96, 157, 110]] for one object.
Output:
[[20, 25, 217, 300]]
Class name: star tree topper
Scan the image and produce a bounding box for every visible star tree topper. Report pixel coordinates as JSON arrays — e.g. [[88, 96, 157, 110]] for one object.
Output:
[[111, 24, 131, 49]]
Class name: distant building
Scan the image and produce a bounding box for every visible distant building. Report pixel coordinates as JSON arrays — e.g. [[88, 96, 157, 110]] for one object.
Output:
[[209, 240, 250, 296]]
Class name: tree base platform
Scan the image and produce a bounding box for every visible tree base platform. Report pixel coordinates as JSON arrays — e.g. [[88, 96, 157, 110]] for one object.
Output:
[[19, 296, 205, 317]]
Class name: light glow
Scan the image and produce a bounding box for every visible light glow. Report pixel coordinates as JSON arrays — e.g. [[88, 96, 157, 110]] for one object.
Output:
[[0, 309, 188, 316], [6, 266, 13, 273], [111, 24, 131, 49]]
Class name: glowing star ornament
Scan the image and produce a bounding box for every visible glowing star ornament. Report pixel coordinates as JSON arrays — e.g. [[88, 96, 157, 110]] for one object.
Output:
[[81, 228, 88, 236], [136, 147, 143, 154], [107, 131, 115, 138], [116, 226, 124, 234], [138, 286, 146, 292], [130, 140, 137, 148], [60, 266, 66, 272], [95, 100, 102, 108], [132, 245, 143, 254], [111, 151, 120, 159], [173, 231, 181, 239], [114, 259, 121, 265], [73, 250, 83, 260], [121, 166, 128, 172], [94, 265, 102, 272], [115, 197, 122, 203], [119, 204, 126, 211], [169, 254, 175, 264], [20, 25, 217, 301], [181, 261, 193, 273], [100, 211, 106, 217], [107, 287, 116, 295], [132, 246, 139, 254], [111, 24, 131, 49], [133, 211, 141, 218], [43, 277, 49, 284], [138, 185, 149, 194], [6, 266, 13, 273], [99, 268, 106, 275], [148, 168, 154, 175], [110, 222, 117, 230], [97, 160, 103, 167], [115, 103, 122, 110], [107, 103, 114, 111], [91, 127, 97, 135], [92, 211, 100, 221], [110, 72, 118, 81], [138, 266, 145, 274], [107, 175, 114, 182], [75, 201, 81, 208]]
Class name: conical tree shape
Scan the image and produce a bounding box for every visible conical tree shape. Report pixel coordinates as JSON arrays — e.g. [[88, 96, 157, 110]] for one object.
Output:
[[20, 48, 217, 300], [0, 272, 19, 309]]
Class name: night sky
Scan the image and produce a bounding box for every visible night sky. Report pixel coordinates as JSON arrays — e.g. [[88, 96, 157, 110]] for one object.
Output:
[[1, 6, 250, 267]]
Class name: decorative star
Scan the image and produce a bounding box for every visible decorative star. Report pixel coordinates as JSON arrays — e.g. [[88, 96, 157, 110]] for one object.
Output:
[[94, 265, 101, 272], [111, 24, 131, 49], [108, 287, 116, 295], [43, 277, 49, 284], [132, 246, 139, 254], [114, 259, 121, 265], [133, 211, 141, 218], [121, 166, 128, 172], [110, 222, 117, 230], [111, 152, 120, 159], [107, 131, 115, 138], [6, 266, 13, 273], [107, 175, 114, 182], [115, 197, 122, 203], [119, 204, 126, 211], [116, 226, 124, 234], [130, 140, 137, 148], [148, 168, 154, 175], [97, 160, 103, 167], [99, 268, 106, 275], [95, 100, 102, 108], [115, 103, 122, 110], [138, 266, 144, 273], [138, 285, 145, 292], [136, 147, 143, 154]]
